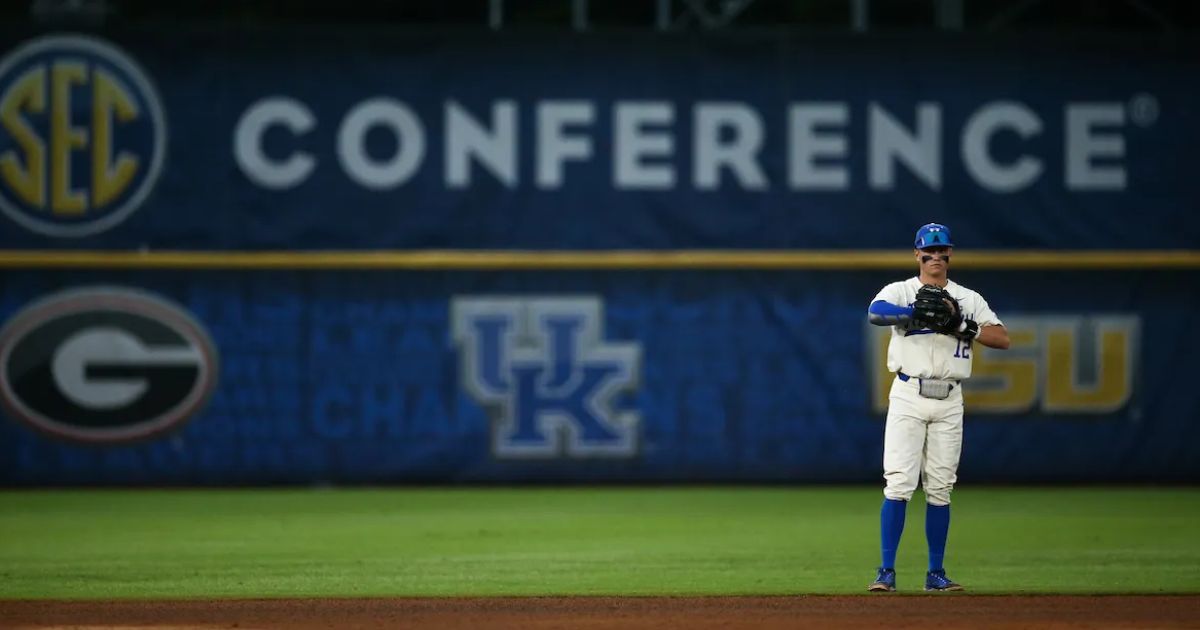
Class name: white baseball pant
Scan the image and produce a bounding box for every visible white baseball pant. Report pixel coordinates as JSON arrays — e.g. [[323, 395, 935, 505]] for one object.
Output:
[[882, 375, 963, 506]]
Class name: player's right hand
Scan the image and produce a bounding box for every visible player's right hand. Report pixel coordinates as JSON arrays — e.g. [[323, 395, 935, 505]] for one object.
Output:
[[912, 284, 957, 330]]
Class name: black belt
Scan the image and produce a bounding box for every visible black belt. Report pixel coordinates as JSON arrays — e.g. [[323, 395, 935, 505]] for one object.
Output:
[[897, 372, 958, 387]]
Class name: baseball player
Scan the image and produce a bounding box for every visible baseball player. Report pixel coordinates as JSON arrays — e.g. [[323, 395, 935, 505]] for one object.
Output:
[[865, 223, 1010, 592]]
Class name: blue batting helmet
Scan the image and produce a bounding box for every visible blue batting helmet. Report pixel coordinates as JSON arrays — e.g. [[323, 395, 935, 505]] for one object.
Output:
[[914, 223, 954, 249]]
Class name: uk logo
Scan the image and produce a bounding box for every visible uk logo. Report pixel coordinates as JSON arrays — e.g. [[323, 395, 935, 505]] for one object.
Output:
[[451, 296, 641, 459]]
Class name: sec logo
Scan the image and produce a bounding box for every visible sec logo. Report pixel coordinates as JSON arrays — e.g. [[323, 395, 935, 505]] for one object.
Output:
[[0, 34, 167, 237], [0, 287, 218, 444]]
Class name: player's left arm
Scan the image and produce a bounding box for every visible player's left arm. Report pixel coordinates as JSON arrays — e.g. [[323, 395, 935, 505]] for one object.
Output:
[[963, 292, 1010, 350], [975, 324, 1010, 350]]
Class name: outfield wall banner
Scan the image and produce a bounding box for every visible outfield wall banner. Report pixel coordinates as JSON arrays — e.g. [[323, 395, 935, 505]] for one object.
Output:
[[2, 270, 1197, 485], [0, 29, 1197, 250]]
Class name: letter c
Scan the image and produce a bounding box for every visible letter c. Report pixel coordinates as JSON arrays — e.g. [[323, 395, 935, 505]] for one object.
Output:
[[233, 97, 316, 189]]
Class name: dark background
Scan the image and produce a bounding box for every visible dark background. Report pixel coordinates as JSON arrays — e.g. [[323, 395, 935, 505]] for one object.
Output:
[[9, 0, 1200, 32]]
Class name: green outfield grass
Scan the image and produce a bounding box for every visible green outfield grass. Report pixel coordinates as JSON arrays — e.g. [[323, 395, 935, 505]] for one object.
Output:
[[0, 487, 1197, 598]]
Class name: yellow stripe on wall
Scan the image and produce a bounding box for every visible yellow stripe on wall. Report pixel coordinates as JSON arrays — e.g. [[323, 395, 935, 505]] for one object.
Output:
[[0, 249, 1198, 270]]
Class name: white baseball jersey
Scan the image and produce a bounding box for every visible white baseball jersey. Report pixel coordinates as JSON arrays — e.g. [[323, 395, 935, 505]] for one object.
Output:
[[872, 277, 1003, 381]]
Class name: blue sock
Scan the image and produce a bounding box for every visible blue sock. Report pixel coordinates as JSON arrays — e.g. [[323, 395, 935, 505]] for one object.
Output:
[[880, 498, 906, 569], [926, 503, 951, 572]]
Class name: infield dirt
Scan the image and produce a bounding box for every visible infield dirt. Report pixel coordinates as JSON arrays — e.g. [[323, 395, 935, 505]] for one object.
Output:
[[3, 595, 1199, 629]]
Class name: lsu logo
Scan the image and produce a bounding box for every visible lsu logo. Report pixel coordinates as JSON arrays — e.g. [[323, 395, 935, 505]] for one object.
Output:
[[451, 296, 641, 459], [0, 34, 166, 236], [868, 315, 1140, 415]]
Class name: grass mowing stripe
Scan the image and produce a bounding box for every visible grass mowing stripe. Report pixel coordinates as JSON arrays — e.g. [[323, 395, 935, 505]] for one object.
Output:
[[0, 487, 1196, 598]]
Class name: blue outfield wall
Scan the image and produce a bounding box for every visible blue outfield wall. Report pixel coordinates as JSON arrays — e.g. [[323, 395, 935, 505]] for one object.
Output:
[[0, 28, 1196, 249], [0, 28, 1197, 484], [0, 269, 1196, 485]]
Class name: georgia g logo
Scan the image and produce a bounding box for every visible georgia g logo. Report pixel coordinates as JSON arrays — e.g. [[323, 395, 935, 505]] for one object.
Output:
[[452, 296, 641, 459], [0, 34, 166, 236], [0, 287, 218, 444]]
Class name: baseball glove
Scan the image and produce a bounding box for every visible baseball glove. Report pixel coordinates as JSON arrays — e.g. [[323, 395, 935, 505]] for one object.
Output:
[[912, 284, 962, 332]]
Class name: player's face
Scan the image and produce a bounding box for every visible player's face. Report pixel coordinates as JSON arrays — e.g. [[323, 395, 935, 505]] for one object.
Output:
[[916, 246, 952, 274]]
